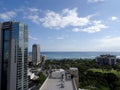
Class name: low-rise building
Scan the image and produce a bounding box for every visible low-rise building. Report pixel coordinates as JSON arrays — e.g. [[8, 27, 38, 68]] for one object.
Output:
[[40, 55, 46, 70], [40, 68, 79, 90], [28, 69, 39, 80], [69, 67, 79, 89]]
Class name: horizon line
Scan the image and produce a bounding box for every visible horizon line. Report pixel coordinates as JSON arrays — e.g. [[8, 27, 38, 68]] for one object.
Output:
[[28, 51, 120, 52]]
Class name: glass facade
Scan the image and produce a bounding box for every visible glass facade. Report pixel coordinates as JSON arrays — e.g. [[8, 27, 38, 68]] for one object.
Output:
[[1, 22, 11, 90], [0, 21, 28, 90]]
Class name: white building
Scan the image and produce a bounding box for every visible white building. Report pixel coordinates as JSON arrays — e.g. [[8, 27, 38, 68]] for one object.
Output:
[[51, 69, 65, 79], [96, 54, 116, 65], [28, 69, 39, 80], [40, 68, 78, 90]]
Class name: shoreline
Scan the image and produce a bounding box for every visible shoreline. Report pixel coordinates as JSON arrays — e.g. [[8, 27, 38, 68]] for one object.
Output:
[[29, 51, 120, 60]]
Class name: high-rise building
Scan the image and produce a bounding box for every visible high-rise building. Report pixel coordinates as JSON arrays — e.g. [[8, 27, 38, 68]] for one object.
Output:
[[0, 21, 28, 90], [32, 44, 40, 65], [96, 54, 116, 65]]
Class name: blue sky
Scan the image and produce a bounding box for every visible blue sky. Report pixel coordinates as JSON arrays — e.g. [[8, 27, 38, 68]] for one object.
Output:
[[0, 0, 120, 51]]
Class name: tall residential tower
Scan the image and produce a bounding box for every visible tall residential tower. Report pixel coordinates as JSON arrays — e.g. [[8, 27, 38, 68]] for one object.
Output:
[[0, 21, 28, 90], [32, 44, 40, 65]]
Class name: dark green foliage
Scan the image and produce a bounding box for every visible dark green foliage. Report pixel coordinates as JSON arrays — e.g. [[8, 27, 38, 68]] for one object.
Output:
[[31, 72, 46, 86], [38, 72, 46, 85]]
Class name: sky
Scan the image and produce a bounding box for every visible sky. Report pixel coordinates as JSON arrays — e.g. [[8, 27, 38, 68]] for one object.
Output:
[[0, 0, 120, 52]]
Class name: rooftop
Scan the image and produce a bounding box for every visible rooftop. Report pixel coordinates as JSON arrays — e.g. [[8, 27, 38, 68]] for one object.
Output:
[[97, 54, 116, 58], [40, 68, 78, 90], [40, 78, 75, 90]]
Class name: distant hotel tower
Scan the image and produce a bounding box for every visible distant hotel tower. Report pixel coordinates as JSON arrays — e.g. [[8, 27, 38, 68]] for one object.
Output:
[[32, 44, 40, 65], [96, 54, 116, 65], [0, 21, 28, 90]]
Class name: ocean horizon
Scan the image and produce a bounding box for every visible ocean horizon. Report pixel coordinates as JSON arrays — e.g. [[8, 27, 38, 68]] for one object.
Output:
[[29, 51, 120, 59]]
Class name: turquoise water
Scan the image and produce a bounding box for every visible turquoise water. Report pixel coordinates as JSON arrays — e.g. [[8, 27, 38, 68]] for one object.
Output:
[[40, 52, 120, 59]]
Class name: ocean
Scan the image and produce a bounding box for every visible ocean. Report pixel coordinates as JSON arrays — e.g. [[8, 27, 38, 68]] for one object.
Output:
[[39, 52, 120, 59]]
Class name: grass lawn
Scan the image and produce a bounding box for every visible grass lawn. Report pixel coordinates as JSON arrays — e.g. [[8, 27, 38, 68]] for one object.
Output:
[[88, 69, 120, 77]]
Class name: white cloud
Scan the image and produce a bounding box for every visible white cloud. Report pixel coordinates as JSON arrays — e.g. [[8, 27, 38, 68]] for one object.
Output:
[[29, 35, 39, 41], [93, 36, 120, 51], [72, 20, 108, 33], [21, 7, 42, 24], [40, 8, 91, 29], [100, 37, 120, 47], [28, 15, 41, 24], [24, 7, 107, 33], [88, 0, 105, 3], [56, 37, 64, 40], [25, 8, 93, 29], [0, 11, 16, 20], [109, 16, 118, 21], [72, 28, 81, 32], [28, 8, 39, 12]]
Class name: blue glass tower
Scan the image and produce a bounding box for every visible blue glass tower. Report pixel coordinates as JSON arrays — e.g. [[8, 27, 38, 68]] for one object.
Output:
[[0, 21, 28, 90]]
